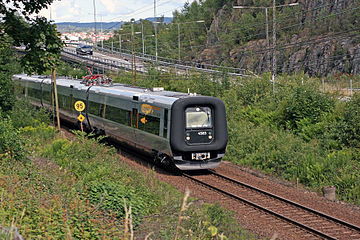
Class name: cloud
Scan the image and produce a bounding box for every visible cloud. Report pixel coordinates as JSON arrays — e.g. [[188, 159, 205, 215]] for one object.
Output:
[[37, 0, 192, 23]]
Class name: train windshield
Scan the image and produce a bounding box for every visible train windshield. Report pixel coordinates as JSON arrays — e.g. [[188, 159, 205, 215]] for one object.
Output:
[[186, 107, 212, 128]]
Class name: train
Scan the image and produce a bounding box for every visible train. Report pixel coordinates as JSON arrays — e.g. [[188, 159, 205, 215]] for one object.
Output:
[[12, 74, 228, 170]]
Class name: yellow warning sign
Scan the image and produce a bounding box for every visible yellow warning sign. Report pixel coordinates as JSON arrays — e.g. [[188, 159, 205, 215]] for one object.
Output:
[[78, 114, 85, 122], [141, 104, 153, 115], [140, 117, 147, 124], [141, 104, 161, 115], [74, 101, 85, 112]]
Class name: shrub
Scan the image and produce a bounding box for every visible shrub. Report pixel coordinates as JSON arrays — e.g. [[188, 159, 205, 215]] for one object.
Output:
[[343, 93, 360, 147], [0, 72, 15, 114], [0, 114, 26, 161], [237, 74, 274, 107], [277, 84, 334, 131], [10, 99, 51, 129]]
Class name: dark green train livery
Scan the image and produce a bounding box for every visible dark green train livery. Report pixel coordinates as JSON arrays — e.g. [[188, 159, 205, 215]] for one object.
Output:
[[12, 74, 228, 170]]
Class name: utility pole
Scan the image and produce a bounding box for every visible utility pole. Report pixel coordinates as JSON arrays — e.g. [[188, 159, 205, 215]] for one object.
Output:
[[141, 21, 145, 57], [93, 0, 97, 44], [49, 6, 52, 21], [51, 69, 60, 130], [131, 20, 137, 85], [272, 0, 276, 98], [119, 34, 122, 51], [233, 2, 299, 97], [177, 23, 180, 61], [154, 0, 158, 61], [171, 20, 204, 62], [265, 8, 270, 70]]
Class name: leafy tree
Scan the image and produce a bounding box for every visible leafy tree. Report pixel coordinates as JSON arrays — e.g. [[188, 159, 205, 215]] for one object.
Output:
[[0, 0, 53, 18], [1, 0, 62, 74], [0, 0, 62, 114], [0, 34, 21, 113]]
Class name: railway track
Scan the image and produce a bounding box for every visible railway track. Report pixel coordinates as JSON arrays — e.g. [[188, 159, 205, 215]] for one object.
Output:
[[182, 171, 360, 240], [59, 124, 360, 239]]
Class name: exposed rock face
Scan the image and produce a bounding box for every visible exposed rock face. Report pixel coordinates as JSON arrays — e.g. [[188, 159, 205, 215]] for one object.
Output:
[[199, 0, 360, 76]]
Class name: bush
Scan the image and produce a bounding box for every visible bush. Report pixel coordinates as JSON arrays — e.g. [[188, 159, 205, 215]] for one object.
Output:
[[277, 84, 334, 131], [0, 72, 15, 114], [10, 99, 51, 129], [343, 93, 360, 147], [237, 74, 274, 107], [0, 114, 26, 161]]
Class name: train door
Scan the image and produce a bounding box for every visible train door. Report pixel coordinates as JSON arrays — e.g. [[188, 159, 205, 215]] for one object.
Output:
[[130, 107, 139, 147], [131, 108, 138, 129]]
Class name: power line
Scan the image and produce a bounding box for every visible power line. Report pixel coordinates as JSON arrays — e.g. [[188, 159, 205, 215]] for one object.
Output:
[[186, 4, 360, 51]]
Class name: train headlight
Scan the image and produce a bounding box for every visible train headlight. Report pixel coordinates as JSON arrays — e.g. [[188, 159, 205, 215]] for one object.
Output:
[[208, 135, 213, 139], [186, 136, 191, 141]]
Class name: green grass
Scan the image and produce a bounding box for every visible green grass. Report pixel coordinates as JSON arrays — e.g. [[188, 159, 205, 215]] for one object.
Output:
[[0, 101, 257, 239]]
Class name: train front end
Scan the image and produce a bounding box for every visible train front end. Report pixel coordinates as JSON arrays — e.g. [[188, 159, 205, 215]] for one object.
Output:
[[170, 96, 228, 170]]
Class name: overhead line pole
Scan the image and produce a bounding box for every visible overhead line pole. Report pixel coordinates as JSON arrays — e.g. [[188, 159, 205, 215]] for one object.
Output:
[[272, 0, 276, 98], [154, 0, 158, 62], [93, 0, 97, 44], [233, 2, 299, 97], [170, 20, 205, 62], [177, 23, 180, 61], [265, 8, 270, 71], [141, 21, 145, 57]]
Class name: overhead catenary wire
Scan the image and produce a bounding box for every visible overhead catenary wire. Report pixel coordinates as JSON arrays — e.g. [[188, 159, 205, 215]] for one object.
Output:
[[68, 0, 360, 78], [106, 0, 359, 59], [186, 3, 360, 51]]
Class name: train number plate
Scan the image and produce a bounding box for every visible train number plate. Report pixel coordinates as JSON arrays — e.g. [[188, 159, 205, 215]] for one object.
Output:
[[192, 152, 210, 160]]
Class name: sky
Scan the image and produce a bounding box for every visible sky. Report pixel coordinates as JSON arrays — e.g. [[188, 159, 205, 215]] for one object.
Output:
[[37, 0, 194, 23]]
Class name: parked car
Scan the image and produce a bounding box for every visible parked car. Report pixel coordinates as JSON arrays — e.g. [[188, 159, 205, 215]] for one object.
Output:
[[76, 44, 93, 55]]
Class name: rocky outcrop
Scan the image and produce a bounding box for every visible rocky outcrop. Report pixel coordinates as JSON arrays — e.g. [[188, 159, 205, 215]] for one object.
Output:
[[199, 0, 360, 76]]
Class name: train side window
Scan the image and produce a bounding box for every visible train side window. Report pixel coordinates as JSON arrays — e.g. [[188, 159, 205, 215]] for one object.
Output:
[[27, 87, 42, 100], [138, 113, 160, 135], [58, 94, 64, 108], [105, 105, 131, 126], [56, 94, 71, 110], [14, 83, 24, 97], [42, 89, 51, 103], [88, 101, 102, 117]]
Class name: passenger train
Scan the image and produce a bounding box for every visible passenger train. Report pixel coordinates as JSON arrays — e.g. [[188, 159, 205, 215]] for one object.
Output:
[[12, 74, 228, 170]]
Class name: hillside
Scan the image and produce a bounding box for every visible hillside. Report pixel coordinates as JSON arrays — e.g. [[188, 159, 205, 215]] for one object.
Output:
[[139, 0, 359, 76], [198, 0, 360, 76], [56, 17, 173, 32]]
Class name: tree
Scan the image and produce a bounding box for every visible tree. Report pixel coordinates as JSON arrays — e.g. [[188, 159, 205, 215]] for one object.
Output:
[[1, 0, 63, 74], [0, 32, 21, 113], [0, 0, 62, 127], [0, 0, 54, 18]]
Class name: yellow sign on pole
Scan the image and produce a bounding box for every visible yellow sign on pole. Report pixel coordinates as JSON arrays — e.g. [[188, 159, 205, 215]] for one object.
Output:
[[78, 114, 85, 122], [74, 101, 85, 112]]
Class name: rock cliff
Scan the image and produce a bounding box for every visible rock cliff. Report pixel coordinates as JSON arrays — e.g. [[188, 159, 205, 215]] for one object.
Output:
[[199, 0, 360, 76]]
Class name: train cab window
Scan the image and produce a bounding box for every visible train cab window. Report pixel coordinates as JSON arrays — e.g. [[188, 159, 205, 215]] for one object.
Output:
[[185, 107, 212, 129]]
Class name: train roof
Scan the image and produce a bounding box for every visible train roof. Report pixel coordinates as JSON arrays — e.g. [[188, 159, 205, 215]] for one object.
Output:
[[13, 74, 199, 106]]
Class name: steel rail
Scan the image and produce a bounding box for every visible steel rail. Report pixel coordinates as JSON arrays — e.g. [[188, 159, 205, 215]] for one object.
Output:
[[209, 170, 360, 233], [182, 172, 339, 240]]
